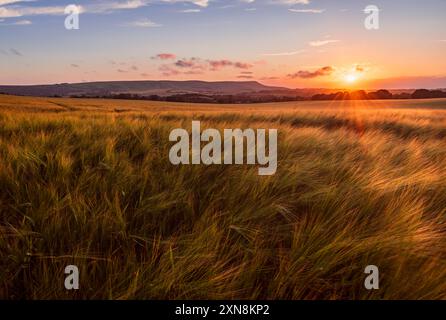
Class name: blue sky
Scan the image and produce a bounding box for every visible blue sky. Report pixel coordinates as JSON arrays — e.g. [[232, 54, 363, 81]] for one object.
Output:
[[1, 0, 446, 88]]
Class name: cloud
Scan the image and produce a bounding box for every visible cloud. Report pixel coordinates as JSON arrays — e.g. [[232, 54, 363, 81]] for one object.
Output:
[[0, 18, 31, 25], [152, 53, 177, 60], [0, 0, 235, 26], [175, 58, 204, 69], [105, 0, 147, 10], [161, 0, 209, 7], [288, 66, 334, 79], [156, 56, 255, 76], [0, 0, 35, 5], [124, 18, 161, 27], [237, 75, 254, 79], [208, 59, 253, 70], [86, 0, 149, 14], [183, 70, 204, 75], [309, 39, 339, 47], [179, 9, 201, 13], [262, 49, 304, 56], [175, 59, 196, 68], [10, 48, 22, 56], [288, 8, 324, 13], [70, 63, 80, 68], [273, 0, 310, 5], [209, 59, 233, 70], [0, 0, 149, 18], [12, 18, 30, 24], [159, 64, 181, 76], [234, 62, 253, 69], [0, 5, 66, 18]]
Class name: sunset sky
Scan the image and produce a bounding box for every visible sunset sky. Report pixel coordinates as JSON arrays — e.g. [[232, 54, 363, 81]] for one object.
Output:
[[1, 0, 445, 89]]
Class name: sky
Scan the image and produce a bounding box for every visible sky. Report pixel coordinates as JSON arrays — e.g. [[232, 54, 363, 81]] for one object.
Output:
[[0, 0, 445, 89]]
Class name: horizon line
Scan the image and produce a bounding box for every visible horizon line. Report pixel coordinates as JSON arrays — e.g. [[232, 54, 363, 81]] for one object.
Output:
[[1, 79, 446, 91]]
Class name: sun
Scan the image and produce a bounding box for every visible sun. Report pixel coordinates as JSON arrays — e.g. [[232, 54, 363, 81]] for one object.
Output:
[[344, 74, 358, 84]]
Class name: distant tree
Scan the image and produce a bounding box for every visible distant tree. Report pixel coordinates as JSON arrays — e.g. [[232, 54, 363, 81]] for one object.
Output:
[[334, 92, 349, 100], [412, 89, 432, 99], [350, 90, 368, 100], [429, 90, 446, 98], [368, 89, 393, 100], [393, 93, 412, 99], [412, 89, 446, 99]]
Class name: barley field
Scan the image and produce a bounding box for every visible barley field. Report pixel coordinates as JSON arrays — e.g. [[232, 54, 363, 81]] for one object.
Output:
[[0, 94, 445, 299]]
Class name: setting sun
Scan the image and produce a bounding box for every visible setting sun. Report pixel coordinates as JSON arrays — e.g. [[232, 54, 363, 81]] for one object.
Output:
[[344, 74, 358, 83]]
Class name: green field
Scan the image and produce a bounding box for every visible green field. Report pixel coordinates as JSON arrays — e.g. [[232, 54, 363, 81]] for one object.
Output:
[[1, 94, 445, 299]]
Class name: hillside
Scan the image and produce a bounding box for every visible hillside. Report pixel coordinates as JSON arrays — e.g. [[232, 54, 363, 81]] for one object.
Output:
[[0, 80, 287, 98]]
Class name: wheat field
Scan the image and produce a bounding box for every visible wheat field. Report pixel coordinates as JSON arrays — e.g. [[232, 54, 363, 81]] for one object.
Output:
[[0, 94, 445, 299]]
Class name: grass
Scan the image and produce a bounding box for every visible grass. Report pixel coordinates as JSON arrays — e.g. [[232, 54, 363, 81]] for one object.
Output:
[[0, 94, 445, 299]]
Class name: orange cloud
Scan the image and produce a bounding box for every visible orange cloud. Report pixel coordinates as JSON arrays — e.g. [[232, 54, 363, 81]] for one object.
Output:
[[152, 53, 176, 60], [288, 66, 334, 79]]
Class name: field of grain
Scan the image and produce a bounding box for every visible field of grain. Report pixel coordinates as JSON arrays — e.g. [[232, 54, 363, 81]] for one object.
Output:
[[0, 94, 445, 299]]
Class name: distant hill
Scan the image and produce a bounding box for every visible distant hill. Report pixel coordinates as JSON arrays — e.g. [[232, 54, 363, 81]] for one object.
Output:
[[2, 81, 445, 104], [0, 81, 287, 97]]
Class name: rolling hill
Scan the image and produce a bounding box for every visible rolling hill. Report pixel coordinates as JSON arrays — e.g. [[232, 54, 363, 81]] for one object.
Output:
[[0, 80, 287, 97]]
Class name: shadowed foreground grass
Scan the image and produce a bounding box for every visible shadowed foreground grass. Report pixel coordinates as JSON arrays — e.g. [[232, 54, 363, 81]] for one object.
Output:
[[0, 95, 446, 299]]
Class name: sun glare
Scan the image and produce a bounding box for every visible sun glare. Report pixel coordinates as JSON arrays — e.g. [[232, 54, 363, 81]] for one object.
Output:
[[344, 74, 358, 83]]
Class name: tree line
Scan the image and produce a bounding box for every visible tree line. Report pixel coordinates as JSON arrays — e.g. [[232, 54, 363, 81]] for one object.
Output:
[[67, 89, 446, 104]]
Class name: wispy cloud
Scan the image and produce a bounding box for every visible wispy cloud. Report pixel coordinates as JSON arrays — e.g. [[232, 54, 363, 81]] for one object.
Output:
[[13, 18, 30, 24], [0, 0, 150, 18], [0, 5, 66, 18], [161, 0, 209, 7], [0, 18, 31, 25], [288, 8, 325, 13], [124, 18, 161, 27], [274, 0, 310, 5], [179, 9, 201, 13], [309, 39, 340, 47], [237, 75, 254, 79], [262, 50, 305, 56], [0, 0, 35, 5], [10, 48, 22, 56], [87, 0, 149, 14]]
